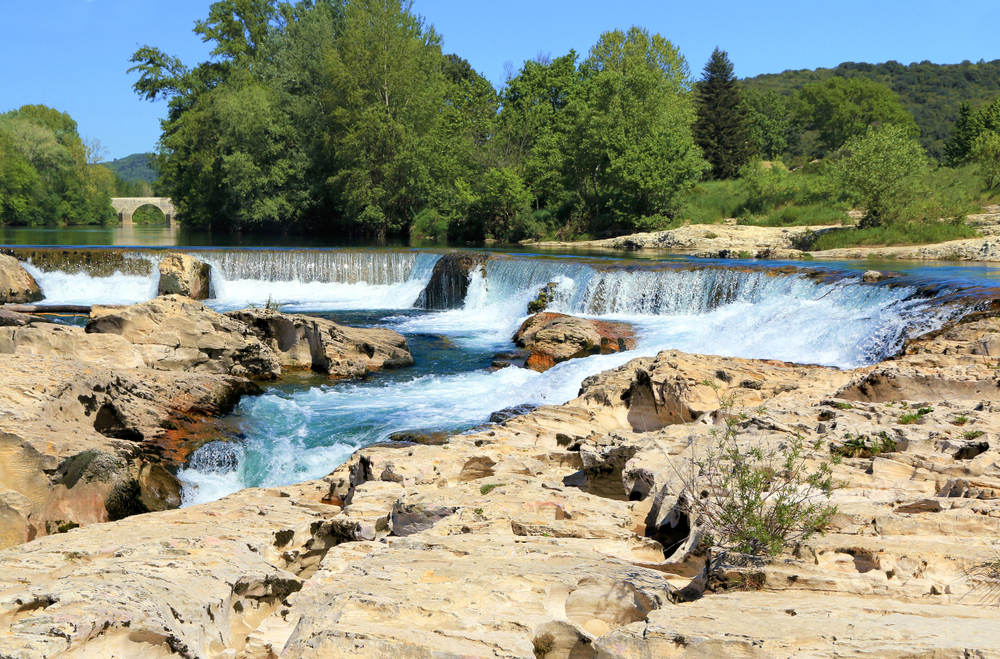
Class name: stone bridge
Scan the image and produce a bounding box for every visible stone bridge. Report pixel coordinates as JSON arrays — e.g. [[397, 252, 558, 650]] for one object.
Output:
[[110, 197, 175, 226]]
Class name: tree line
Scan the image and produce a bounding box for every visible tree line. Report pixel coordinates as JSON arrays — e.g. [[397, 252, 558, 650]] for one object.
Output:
[[3, 0, 999, 238], [0, 105, 153, 226]]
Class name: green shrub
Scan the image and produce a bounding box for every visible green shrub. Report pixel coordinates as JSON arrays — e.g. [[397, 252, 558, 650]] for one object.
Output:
[[480, 483, 505, 495], [833, 125, 930, 227], [676, 392, 838, 556]]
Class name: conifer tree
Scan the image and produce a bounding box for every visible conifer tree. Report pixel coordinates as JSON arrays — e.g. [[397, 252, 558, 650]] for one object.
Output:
[[694, 48, 752, 180]]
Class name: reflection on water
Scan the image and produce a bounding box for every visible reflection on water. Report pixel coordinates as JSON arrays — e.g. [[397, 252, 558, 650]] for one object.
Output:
[[0, 224, 417, 249]]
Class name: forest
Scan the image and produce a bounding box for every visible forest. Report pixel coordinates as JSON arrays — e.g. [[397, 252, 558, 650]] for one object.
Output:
[[0, 105, 152, 226], [2, 0, 1000, 245]]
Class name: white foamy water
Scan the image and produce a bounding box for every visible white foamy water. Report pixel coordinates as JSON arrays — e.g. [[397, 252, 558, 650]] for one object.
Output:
[[23, 262, 158, 306]]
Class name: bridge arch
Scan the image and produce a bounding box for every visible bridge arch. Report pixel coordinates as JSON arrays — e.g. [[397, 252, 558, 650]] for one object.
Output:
[[110, 197, 176, 226]]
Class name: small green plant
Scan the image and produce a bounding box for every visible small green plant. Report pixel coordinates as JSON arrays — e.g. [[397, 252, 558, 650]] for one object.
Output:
[[248, 295, 284, 311], [480, 483, 505, 495], [833, 402, 854, 410], [899, 407, 933, 424], [473, 508, 484, 516], [951, 415, 970, 426], [704, 231, 719, 239], [963, 430, 987, 441], [675, 388, 838, 556], [833, 431, 897, 458], [737, 250, 753, 259]]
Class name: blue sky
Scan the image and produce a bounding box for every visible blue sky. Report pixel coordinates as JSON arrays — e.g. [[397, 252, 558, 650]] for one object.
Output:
[[1, 0, 997, 160]]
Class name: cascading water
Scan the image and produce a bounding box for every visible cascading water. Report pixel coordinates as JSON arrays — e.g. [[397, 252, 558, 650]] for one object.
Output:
[[14, 247, 991, 505]]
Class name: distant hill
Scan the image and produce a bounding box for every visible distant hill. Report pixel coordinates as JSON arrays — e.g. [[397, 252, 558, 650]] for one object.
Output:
[[103, 153, 158, 185], [743, 59, 1000, 160]]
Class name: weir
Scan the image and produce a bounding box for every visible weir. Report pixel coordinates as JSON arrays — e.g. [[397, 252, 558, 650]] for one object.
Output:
[[11, 245, 1000, 505]]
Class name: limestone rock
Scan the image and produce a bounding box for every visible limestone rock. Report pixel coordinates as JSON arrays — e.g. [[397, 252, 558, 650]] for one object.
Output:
[[157, 252, 212, 300], [0, 353, 261, 546], [0, 485, 343, 659], [0, 323, 145, 368], [0, 253, 43, 304], [226, 307, 414, 378], [414, 252, 489, 309], [87, 295, 282, 379], [514, 312, 636, 372]]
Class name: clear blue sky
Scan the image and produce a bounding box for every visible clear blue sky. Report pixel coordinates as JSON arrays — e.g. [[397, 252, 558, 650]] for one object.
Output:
[[1, 0, 997, 160]]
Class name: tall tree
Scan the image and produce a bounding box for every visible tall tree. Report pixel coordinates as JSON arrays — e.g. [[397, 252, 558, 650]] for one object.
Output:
[[944, 101, 978, 166], [694, 48, 752, 179], [742, 88, 788, 160], [790, 77, 917, 155], [322, 0, 448, 239]]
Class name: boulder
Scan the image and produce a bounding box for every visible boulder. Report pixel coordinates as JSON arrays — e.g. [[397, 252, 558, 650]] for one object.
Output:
[[514, 312, 636, 372], [414, 252, 489, 310], [0, 253, 43, 304], [227, 307, 414, 378], [0, 353, 261, 547], [157, 252, 212, 300], [87, 295, 282, 379]]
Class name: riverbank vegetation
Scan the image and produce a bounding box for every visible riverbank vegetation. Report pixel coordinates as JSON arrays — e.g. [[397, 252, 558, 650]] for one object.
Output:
[[0, 105, 150, 226], [4, 0, 1000, 246], [121, 0, 1000, 246]]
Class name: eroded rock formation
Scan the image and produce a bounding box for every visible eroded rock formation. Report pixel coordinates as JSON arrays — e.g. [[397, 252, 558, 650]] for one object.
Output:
[[514, 311, 636, 372], [227, 308, 414, 378], [157, 252, 212, 300], [4, 306, 1000, 657], [0, 254, 43, 304]]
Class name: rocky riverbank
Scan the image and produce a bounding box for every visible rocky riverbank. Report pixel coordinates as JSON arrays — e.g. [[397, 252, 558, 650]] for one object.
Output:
[[0, 253, 414, 552], [3, 293, 1000, 656], [533, 205, 1000, 262]]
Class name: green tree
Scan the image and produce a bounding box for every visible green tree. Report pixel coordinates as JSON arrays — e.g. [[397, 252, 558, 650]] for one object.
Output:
[[834, 124, 929, 227], [944, 101, 979, 165], [742, 88, 789, 159], [322, 0, 448, 238], [972, 131, 1000, 189], [694, 48, 753, 179], [946, 97, 1000, 167], [791, 77, 918, 155], [567, 26, 707, 232], [0, 130, 41, 224]]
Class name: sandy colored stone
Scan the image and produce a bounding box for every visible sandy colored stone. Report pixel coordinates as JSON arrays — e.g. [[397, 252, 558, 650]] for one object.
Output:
[[514, 312, 636, 372], [0, 353, 260, 548], [226, 307, 414, 378], [0, 323, 145, 368], [88, 295, 282, 379], [157, 252, 212, 300], [0, 254, 43, 304], [6, 304, 1000, 657]]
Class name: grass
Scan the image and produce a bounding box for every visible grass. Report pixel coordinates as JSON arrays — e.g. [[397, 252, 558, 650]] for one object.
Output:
[[952, 415, 971, 426], [832, 431, 897, 459], [963, 430, 987, 440], [802, 221, 979, 251], [480, 483, 505, 495], [744, 203, 848, 227], [899, 407, 933, 425]]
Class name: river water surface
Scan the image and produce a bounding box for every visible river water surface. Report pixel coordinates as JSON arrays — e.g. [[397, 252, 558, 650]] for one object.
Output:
[[10, 225, 1000, 505]]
